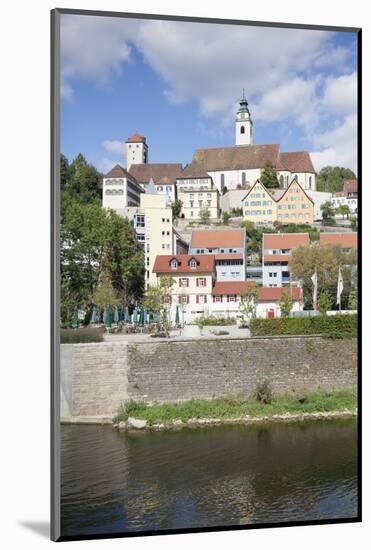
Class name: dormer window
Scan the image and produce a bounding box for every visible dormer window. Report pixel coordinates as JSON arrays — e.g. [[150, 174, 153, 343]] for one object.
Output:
[[170, 259, 178, 270], [189, 259, 197, 269]]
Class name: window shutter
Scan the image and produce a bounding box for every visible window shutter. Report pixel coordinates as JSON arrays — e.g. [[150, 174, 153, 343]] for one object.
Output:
[[178, 278, 181, 286], [196, 278, 199, 287], [204, 295, 207, 303], [187, 278, 189, 287], [213, 295, 215, 302], [187, 295, 190, 304], [196, 295, 199, 304], [178, 295, 182, 304], [227, 295, 230, 302], [203, 278, 206, 286]]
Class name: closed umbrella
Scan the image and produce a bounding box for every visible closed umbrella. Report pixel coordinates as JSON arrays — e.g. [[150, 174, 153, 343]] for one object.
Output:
[[175, 305, 180, 325], [143, 308, 148, 324], [71, 306, 79, 329], [113, 306, 119, 324], [139, 306, 145, 327], [124, 306, 130, 322], [103, 306, 111, 328], [90, 306, 98, 324], [133, 308, 138, 325]]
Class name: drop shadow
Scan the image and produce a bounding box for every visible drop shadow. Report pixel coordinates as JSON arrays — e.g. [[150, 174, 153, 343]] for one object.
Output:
[[18, 521, 50, 539]]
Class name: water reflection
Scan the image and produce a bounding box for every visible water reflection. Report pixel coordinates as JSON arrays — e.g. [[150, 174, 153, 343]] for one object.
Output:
[[61, 420, 357, 536]]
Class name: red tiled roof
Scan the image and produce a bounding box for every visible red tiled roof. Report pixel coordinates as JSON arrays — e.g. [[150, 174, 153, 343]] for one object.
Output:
[[211, 282, 301, 301], [279, 151, 315, 173], [263, 233, 310, 249], [191, 229, 245, 248], [126, 133, 146, 143], [153, 255, 215, 274], [104, 163, 138, 181], [320, 232, 357, 249], [129, 163, 183, 184], [215, 253, 243, 260], [178, 161, 211, 179], [343, 179, 358, 195], [192, 144, 281, 171]]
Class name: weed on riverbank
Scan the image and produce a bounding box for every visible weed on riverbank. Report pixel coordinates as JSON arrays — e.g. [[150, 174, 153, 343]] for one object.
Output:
[[113, 387, 357, 425]]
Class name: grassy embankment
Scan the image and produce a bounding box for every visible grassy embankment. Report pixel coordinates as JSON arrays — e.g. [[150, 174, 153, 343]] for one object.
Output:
[[113, 387, 357, 425]]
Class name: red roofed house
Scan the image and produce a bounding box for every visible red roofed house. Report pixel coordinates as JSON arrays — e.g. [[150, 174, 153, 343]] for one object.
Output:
[[262, 233, 310, 287], [152, 254, 302, 322], [331, 179, 358, 216], [319, 232, 358, 252], [189, 228, 246, 281]]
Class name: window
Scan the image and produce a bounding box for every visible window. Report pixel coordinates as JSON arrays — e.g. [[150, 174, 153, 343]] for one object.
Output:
[[197, 277, 206, 287], [179, 277, 188, 287], [221, 174, 225, 188], [213, 295, 223, 302], [190, 201, 194, 207], [189, 259, 197, 269], [166, 186, 172, 191], [227, 295, 236, 302], [171, 259, 178, 269], [137, 234, 145, 242], [240, 126, 245, 134], [190, 211, 194, 217], [242, 172, 246, 184], [162, 218, 165, 223], [167, 218, 170, 223], [279, 175, 284, 186], [135, 215, 145, 228], [309, 176, 312, 189], [157, 186, 163, 191]]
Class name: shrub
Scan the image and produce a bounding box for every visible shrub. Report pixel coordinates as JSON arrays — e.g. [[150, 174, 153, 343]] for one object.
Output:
[[253, 380, 273, 404], [197, 316, 236, 326], [61, 328, 104, 343], [250, 314, 357, 339]]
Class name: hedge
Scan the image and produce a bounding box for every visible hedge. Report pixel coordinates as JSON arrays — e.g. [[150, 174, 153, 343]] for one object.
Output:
[[61, 328, 104, 344], [250, 314, 357, 339]]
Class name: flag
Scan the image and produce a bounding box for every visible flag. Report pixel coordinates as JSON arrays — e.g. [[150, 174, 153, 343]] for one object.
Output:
[[337, 268, 344, 306], [311, 271, 318, 310]]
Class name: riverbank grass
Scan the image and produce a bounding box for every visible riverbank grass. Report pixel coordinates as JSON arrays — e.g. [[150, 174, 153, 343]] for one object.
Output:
[[113, 387, 357, 425]]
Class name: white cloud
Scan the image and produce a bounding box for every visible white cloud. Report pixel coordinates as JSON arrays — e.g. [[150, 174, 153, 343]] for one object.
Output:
[[311, 114, 357, 173], [321, 72, 357, 116], [102, 140, 124, 155], [97, 157, 122, 174]]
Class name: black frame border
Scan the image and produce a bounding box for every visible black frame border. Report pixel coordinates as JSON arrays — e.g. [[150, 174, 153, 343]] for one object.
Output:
[[51, 8, 362, 542]]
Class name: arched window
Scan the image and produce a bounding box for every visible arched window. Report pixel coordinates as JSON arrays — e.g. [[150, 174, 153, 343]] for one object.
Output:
[[279, 175, 284, 186], [242, 172, 246, 184], [240, 126, 245, 134], [170, 259, 178, 270], [221, 174, 225, 189]]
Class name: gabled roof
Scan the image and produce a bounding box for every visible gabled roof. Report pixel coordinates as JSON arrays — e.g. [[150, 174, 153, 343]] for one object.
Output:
[[279, 151, 315, 173], [129, 163, 183, 184], [241, 179, 277, 202], [104, 164, 138, 182], [152, 254, 215, 274], [319, 232, 357, 249], [178, 161, 212, 179], [190, 229, 245, 249], [263, 233, 310, 249], [126, 133, 146, 143], [276, 178, 314, 205], [192, 144, 281, 172]]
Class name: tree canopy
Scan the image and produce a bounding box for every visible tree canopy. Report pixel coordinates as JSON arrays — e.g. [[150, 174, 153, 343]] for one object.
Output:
[[316, 166, 356, 194], [61, 154, 103, 219], [260, 161, 279, 189]]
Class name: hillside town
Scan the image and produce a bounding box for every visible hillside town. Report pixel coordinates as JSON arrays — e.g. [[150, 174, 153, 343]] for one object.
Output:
[[96, 93, 358, 326]]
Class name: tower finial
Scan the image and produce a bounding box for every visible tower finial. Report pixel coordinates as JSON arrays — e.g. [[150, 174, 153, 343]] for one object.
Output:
[[242, 88, 245, 100]]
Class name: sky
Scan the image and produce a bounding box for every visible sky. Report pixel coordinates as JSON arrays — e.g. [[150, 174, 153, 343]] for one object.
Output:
[[60, 14, 358, 175]]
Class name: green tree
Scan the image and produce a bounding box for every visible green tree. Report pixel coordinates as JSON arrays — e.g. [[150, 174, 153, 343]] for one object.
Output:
[[260, 161, 279, 189], [316, 166, 356, 193], [199, 207, 211, 223], [92, 278, 119, 310], [60, 201, 144, 324], [279, 290, 295, 317], [336, 204, 351, 219], [222, 211, 231, 225], [351, 217, 358, 231], [171, 199, 183, 219], [61, 153, 103, 215], [320, 201, 335, 220], [317, 291, 333, 315], [289, 243, 356, 309], [143, 276, 175, 336]]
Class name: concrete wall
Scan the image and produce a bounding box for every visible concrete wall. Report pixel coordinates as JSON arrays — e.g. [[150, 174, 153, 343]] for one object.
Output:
[[61, 336, 357, 419]]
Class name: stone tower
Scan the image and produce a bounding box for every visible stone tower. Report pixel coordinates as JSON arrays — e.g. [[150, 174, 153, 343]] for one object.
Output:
[[125, 133, 148, 171], [235, 90, 253, 146]]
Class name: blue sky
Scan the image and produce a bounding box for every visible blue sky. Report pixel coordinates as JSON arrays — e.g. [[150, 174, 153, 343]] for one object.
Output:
[[61, 15, 358, 174]]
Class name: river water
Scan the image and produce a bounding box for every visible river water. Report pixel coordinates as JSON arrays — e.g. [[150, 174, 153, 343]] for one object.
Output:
[[60, 419, 358, 537]]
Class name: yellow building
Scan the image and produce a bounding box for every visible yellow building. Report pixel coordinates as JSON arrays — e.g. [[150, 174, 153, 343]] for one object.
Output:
[[242, 180, 277, 223], [242, 178, 314, 225]]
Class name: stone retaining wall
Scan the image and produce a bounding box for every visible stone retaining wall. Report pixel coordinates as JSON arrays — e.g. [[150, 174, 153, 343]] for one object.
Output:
[[61, 336, 357, 418]]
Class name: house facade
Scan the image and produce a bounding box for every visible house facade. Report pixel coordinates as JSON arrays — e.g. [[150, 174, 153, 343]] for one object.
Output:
[[102, 164, 144, 210], [189, 229, 246, 281], [262, 233, 310, 287]]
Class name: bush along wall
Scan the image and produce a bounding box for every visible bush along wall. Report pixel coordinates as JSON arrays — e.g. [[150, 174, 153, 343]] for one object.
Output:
[[250, 314, 357, 339], [61, 328, 104, 344]]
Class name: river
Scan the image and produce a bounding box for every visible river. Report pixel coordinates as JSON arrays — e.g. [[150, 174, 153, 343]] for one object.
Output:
[[60, 419, 358, 537]]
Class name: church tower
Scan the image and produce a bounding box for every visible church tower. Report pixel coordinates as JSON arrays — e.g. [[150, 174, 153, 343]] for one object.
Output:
[[235, 90, 253, 146], [125, 133, 148, 171]]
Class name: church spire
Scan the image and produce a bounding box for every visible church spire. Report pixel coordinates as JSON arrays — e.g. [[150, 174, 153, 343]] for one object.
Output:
[[235, 89, 253, 146]]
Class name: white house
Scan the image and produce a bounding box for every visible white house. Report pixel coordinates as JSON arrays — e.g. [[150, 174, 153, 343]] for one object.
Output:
[[102, 164, 144, 209]]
